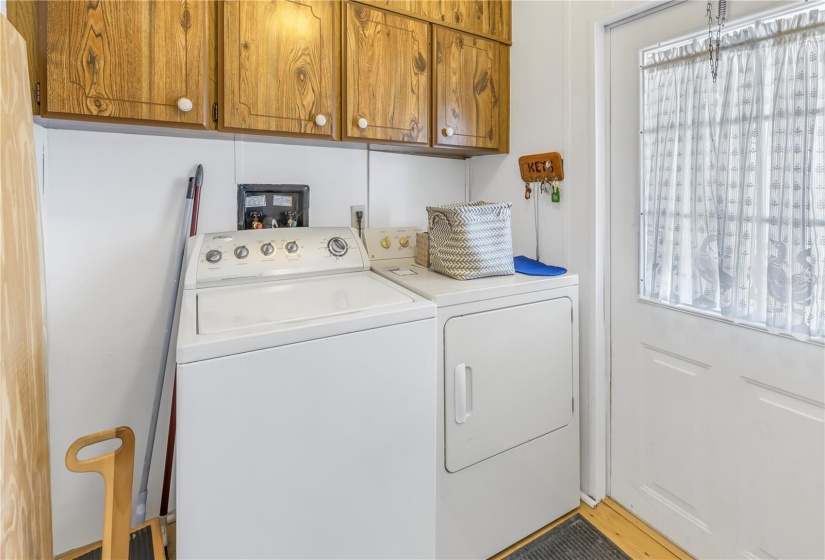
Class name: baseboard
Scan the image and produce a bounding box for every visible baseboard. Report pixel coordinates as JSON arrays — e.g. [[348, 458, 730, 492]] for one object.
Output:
[[580, 492, 600, 508]]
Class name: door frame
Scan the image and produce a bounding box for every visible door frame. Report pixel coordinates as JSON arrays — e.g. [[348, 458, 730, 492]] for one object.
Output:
[[578, 0, 687, 505]]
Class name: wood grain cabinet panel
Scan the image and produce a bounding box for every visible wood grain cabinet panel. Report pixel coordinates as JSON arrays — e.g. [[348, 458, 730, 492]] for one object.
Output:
[[42, 0, 208, 127], [6, 0, 39, 114], [354, 0, 511, 44], [344, 3, 429, 145], [433, 26, 505, 151], [220, 0, 338, 138]]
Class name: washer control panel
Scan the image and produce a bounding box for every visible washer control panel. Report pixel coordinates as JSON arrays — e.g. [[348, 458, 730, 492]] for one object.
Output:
[[185, 228, 369, 288], [364, 227, 423, 261]]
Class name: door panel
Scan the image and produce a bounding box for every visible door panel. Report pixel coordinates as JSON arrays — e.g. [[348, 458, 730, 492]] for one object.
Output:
[[344, 3, 429, 144], [221, 0, 337, 138], [638, 347, 711, 534], [444, 299, 572, 472], [609, 3, 824, 558], [43, 0, 207, 126], [433, 26, 501, 150]]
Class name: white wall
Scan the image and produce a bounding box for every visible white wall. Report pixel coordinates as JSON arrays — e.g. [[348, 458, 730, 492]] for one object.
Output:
[[470, 0, 650, 502], [41, 128, 465, 555]]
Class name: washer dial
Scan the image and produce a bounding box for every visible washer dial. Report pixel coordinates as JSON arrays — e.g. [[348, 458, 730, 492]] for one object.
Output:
[[205, 249, 222, 263], [260, 242, 275, 256], [327, 237, 349, 257], [285, 241, 300, 254], [234, 246, 249, 259]]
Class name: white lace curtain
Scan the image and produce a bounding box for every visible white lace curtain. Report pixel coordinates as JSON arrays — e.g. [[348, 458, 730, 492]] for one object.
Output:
[[640, 8, 825, 339]]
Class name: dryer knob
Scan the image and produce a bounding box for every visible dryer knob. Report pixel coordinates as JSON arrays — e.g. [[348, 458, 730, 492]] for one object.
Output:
[[399, 236, 410, 248], [380, 237, 391, 249], [205, 249, 222, 263]]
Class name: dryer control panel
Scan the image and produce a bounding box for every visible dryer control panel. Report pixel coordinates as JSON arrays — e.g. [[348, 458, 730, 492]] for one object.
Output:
[[185, 227, 370, 289], [364, 227, 423, 261]]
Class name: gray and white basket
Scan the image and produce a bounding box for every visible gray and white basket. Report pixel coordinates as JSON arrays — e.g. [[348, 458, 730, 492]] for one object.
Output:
[[426, 202, 515, 280]]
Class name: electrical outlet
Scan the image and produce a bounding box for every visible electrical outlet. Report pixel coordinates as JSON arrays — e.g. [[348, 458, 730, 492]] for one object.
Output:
[[351, 205, 366, 231]]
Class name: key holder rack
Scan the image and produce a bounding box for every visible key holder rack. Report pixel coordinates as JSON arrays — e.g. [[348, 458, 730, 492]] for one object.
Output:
[[518, 152, 565, 262], [518, 152, 564, 203]]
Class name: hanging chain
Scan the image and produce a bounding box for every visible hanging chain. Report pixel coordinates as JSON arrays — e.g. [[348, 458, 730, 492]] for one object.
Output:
[[707, 1, 714, 80], [706, 0, 726, 83]]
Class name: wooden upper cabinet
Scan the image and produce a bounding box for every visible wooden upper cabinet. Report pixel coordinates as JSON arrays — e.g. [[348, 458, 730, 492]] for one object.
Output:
[[220, 1, 338, 138], [41, 1, 208, 127], [344, 3, 429, 145], [433, 26, 507, 151], [355, 0, 511, 44]]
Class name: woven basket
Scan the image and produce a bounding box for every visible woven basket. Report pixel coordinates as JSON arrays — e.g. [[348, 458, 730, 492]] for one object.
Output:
[[415, 232, 430, 268], [426, 202, 514, 280]]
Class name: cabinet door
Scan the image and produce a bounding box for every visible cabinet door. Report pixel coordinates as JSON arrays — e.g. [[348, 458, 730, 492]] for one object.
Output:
[[433, 26, 503, 151], [345, 3, 429, 145], [42, 1, 207, 127], [352, 0, 512, 44], [220, 1, 338, 138]]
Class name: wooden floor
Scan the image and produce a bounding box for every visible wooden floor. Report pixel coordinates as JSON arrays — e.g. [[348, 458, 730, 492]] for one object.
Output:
[[167, 498, 691, 560], [492, 498, 693, 560]]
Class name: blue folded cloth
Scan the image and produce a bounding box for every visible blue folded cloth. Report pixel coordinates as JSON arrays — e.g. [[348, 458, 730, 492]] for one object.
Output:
[[514, 256, 567, 276]]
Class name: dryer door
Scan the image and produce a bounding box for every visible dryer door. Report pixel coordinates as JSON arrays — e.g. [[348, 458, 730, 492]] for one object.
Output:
[[444, 297, 573, 472]]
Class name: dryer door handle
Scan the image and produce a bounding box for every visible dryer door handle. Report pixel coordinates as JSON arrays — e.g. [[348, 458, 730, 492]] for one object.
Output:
[[454, 363, 472, 424]]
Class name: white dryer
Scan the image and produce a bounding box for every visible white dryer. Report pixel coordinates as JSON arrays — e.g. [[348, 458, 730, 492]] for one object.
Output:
[[175, 228, 437, 559], [372, 257, 580, 559]]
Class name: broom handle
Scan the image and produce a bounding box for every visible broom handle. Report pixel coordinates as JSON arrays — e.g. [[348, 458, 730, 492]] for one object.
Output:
[[133, 177, 194, 526], [159, 166, 202, 517]]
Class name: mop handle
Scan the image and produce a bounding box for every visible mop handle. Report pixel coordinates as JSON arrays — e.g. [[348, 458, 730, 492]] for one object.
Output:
[[133, 177, 195, 527]]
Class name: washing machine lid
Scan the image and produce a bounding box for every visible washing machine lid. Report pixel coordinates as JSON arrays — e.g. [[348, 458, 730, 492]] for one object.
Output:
[[197, 273, 412, 334], [177, 272, 435, 363], [372, 258, 578, 307]]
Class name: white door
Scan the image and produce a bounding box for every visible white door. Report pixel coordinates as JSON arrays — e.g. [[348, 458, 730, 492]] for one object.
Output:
[[609, 3, 824, 559], [443, 299, 573, 472]]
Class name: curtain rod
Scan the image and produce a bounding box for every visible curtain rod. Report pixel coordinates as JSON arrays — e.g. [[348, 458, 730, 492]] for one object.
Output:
[[642, 20, 824, 71]]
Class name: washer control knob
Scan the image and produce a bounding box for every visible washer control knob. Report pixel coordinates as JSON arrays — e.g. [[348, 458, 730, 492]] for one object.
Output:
[[205, 249, 222, 263], [380, 237, 391, 249], [285, 241, 299, 254], [234, 245, 249, 259], [260, 242, 275, 256], [328, 237, 349, 257], [399, 236, 410, 248]]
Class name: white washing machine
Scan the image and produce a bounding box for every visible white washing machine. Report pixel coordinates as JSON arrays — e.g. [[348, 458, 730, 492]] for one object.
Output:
[[371, 251, 580, 559], [175, 228, 437, 559]]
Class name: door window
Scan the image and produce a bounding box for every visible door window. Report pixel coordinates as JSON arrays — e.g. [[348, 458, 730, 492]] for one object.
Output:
[[640, 7, 824, 340]]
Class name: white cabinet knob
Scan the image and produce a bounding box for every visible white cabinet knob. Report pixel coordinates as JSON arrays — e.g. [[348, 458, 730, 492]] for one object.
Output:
[[314, 114, 327, 127], [357, 117, 368, 130], [443, 126, 455, 137], [176, 97, 193, 112]]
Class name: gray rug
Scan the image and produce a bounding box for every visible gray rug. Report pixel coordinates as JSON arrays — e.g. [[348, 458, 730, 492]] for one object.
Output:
[[505, 514, 631, 560]]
